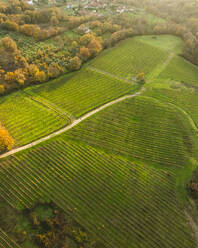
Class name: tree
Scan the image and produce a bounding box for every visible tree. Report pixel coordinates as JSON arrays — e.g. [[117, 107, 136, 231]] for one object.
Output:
[[5, 69, 26, 86], [79, 33, 95, 46], [50, 15, 59, 26], [2, 20, 19, 31], [35, 70, 47, 82], [0, 85, 5, 95], [137, 72, 145, 83], [88, 39, 102, 57], [0, 37, 18, 53], [47, 64, 62, 78], [67, 56, 82, 71], [0, 125, 14, 153], [79, 46, 90, 62]]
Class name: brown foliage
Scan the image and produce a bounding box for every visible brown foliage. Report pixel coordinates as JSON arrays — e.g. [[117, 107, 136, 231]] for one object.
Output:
[[0, 125, 14, 153], [88, 38, 102, 57], [67, 56, 82, 71], [79, 46, 91, 62]]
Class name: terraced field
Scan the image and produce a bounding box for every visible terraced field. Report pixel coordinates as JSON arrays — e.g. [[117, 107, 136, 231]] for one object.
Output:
[[25, 68, 136, 117], [0, 140, 195, 248], [0, 92, 68, 146], [64, 96, 198, 167], [158, 55, 198, 87], [90, 38, 168, 79]]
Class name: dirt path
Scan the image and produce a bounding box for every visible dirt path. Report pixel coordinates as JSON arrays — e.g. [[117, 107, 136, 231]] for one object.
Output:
[[24, 92, 75, 122], [0, 91, 141, 159], [185, 211, 198, 247], [88, 66, 136, 84]]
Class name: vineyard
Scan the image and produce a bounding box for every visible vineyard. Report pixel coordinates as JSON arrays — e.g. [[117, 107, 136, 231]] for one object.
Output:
[[144, 79, 198, 128], [25, 68, 136, 118], [90, 38, 168, 80], [1, 33, 198, 248], [0, 140, 195, 248], [0, 91, 68, 146], [158, 55, 198, 87], [0, 228, 20, 248], [64, 96, 198, 167]]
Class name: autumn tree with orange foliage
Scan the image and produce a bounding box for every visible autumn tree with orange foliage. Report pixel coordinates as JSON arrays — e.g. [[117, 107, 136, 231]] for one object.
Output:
[[5, 68, 26, 86], [88, 38, 102, 58], [67, 56, 82, 71], [0, 125, 14, 153], [79, 46, 90, 62]]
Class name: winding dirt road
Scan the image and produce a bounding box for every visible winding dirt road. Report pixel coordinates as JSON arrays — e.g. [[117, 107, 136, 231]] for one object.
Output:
[[0, 91, 141, 159]]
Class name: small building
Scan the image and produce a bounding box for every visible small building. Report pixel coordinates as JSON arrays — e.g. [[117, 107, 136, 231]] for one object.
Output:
[[78, 25, 91, 34]]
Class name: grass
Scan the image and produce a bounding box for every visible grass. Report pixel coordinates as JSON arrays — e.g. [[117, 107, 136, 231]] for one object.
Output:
[[63, 95, 198, 167], [0, 139, 195, 248], [25, 68, 137, 118], [134, 35, 184, 54], [0, 91, 69, 146], [158, 55, 198, 87], [90, 38, 168, 80]]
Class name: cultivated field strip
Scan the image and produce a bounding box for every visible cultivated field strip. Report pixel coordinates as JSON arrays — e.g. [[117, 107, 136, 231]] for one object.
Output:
[[0, 140, 195, 248], [64, 95, 197, 167], [144, 80, 198, 128], [90, 39, 168, 79], [0, 91, 68, 146], [0, 228, 21, 248], [25, 68, 136, 118], [158, 55, 198, 87]]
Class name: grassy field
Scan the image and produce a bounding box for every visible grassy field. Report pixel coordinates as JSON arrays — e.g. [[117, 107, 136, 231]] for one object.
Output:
[[134, 35, 183, 54], [0, 140, 195, 248], [158, 55, 198, 87], [90, 38, 168, 80], [25, 68, 137, 118], [0, 91, 69, 147], [63, 95, 198, 167]]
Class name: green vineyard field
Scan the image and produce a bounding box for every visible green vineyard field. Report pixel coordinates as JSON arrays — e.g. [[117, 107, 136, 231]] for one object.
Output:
[[0, 228, 20, 248], [0, 140, 195, 248], [64, 96, 198, 167], [144, 79, 198, 128], [25, 68, 136, 118], [158, 55, 198, 87], [90, 38, 168, 79], [0, 91, 68, 146]]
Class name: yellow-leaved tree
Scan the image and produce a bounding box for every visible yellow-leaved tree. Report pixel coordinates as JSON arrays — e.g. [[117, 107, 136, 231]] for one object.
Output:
[[0, 125, 14, 153]]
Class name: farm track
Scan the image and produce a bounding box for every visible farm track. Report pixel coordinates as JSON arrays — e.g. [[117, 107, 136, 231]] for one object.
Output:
[[24, 92, 75, 122], [0, 90, 143, 159], [87, 66, 136, 84]]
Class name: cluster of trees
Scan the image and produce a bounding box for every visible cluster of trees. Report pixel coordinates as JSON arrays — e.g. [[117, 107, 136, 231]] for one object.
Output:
[[0, 0, 98, 40], [143, 0, 198, 65], [0, 31, 103, 93], [0, 123, 14, 153]]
